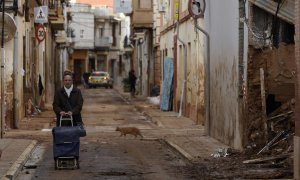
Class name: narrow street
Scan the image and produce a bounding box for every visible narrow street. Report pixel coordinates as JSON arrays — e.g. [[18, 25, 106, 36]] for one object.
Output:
[[2, 87, 293, 179], [1, 0, 300, 179], [13, 87, 197, 180]]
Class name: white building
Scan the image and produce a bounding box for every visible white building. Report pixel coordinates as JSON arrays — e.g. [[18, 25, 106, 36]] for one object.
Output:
[[67, 2, 130, 89], [67, 3, 94, 84]]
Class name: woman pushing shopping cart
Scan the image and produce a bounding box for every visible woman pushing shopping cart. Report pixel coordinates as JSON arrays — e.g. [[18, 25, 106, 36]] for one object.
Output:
[[52, 70, 85, 169]]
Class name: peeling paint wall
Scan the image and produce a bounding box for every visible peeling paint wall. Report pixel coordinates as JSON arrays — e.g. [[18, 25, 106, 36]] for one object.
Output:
[[45, 28, 55, 104], [14, 16, 26, 126], [3, 32, 15, 128], [205, 1, 241, 148], [160, 18, 206, 124]]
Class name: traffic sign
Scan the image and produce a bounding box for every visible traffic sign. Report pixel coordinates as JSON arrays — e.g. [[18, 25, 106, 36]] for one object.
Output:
[[35, 24, 46, 43], [188, 0, 206, 19], [34, 6, 48, 24]]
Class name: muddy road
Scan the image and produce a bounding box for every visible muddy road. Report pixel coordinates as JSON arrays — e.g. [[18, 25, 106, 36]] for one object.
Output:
[[10, 87, 293, 180], [15, 88, 197, 180], [17, 139, 195, 180]]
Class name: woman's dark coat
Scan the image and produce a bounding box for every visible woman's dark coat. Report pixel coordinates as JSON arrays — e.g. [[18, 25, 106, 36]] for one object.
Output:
[[53, 86, 83, 126]]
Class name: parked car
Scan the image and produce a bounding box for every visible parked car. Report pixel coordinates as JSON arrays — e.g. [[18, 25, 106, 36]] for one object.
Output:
[[88, 71, 113, 88]]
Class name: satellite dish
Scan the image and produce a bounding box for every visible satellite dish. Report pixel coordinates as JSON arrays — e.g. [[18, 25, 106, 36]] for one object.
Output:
[[0, 13, 17, 43], [188, 0, 206, 19]]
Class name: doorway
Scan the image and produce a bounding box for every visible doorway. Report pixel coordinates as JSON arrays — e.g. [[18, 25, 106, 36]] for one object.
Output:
[[89, 58, 95, 72], [74, 59, 84, 85]]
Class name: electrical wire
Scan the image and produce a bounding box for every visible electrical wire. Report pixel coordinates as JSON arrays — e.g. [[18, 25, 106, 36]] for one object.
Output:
[[242, 0, 286, 48], [242, 0, 269, 40]]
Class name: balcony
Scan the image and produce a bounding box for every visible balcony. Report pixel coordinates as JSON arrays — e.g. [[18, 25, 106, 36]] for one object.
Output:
[[55, 30, 66, 44], [131, 10, 153, 28], [130, 0, 153, 28], [95, 36, 113, 50], [3, 0, 18, 13], [48, 1, 65, 30]]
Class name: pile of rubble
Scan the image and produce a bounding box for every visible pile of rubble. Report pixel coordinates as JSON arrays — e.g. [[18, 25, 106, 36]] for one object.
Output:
[[249, 98, 295, 155], [244, 98, 294, 178], [208, 98, 295, 178]]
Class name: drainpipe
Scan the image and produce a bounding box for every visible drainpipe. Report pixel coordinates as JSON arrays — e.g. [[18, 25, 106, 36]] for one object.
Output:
[[194, 20, 210, 135], [177, 21, 187, 117], [13, 15, 18, 128]]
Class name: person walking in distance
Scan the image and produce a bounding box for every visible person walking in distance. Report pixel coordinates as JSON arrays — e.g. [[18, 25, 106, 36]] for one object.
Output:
[[53, 70, 84, 126], [128, 69, 137, 98]]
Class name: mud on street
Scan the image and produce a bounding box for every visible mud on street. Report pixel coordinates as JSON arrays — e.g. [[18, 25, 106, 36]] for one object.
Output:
[[11, 88, 198, 180], [5, 87, 293, 179]]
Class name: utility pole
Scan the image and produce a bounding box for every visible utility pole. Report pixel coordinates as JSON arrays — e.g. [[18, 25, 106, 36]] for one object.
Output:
[[1, 0, 5, 139], [294, 1, 300, 179]]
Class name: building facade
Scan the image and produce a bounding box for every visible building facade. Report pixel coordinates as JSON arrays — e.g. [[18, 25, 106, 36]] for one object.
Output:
[[155, 1, 245, 148], [128, 0, 153, 97], [0, 0, 66, 134], [67, 2, 129, 90], [67, 3, 94, 84]]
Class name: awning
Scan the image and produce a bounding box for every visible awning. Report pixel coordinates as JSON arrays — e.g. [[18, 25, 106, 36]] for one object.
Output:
[[249, 0, 294, 24]]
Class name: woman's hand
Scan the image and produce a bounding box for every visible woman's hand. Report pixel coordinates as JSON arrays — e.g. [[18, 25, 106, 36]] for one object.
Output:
[[60, 111, 66, 116], [60, 111, 72, 116]]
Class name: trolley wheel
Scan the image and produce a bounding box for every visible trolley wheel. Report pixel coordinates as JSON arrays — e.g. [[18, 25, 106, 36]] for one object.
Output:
[[54, 159, 58, 170]]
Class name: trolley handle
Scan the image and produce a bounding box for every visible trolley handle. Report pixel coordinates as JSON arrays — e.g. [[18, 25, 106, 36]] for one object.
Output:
[[59, 114, 73, 127]]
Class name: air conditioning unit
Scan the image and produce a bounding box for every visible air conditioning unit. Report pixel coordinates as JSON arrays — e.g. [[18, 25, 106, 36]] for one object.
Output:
[[158, 0, 167, 12], [6, 0, 15, 7]]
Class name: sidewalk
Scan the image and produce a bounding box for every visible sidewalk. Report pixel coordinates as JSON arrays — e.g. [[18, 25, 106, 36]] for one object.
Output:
[[121, 93, 228, 161], [0, 139, 37, 180]]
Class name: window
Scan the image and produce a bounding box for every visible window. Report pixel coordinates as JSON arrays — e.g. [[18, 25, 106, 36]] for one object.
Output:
[[80, 29, 84, 38], [99, 28, 103, 37], [119, 55, 122, 75], [112, 24, 116, 46]]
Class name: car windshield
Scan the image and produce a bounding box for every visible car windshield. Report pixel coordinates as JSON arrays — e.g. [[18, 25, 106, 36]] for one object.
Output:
[[91, 72, 107, 76]]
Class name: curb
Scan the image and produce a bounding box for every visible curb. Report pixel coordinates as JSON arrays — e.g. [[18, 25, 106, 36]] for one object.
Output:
[[163, 139, 193, 161], [1, 140, 37, 180], [134, 105, 165, 128]]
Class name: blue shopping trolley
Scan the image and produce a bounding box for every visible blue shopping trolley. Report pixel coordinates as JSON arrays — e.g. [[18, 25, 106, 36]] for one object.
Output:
[[52, 115, 80, 170]]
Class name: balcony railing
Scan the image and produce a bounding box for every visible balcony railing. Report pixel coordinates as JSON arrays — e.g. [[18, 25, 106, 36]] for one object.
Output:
[[48, 0, 64, 17], [95, 36, 113, 48], [48, 0, 64, 30], [1, 0, 18, 12]]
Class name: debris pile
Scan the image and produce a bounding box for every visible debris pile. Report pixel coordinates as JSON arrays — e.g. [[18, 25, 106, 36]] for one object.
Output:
[[242, 98, 294, 178], [247, 98, 294, 154], [262, 98, 294, 155], [211, 148, 231, 158]]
